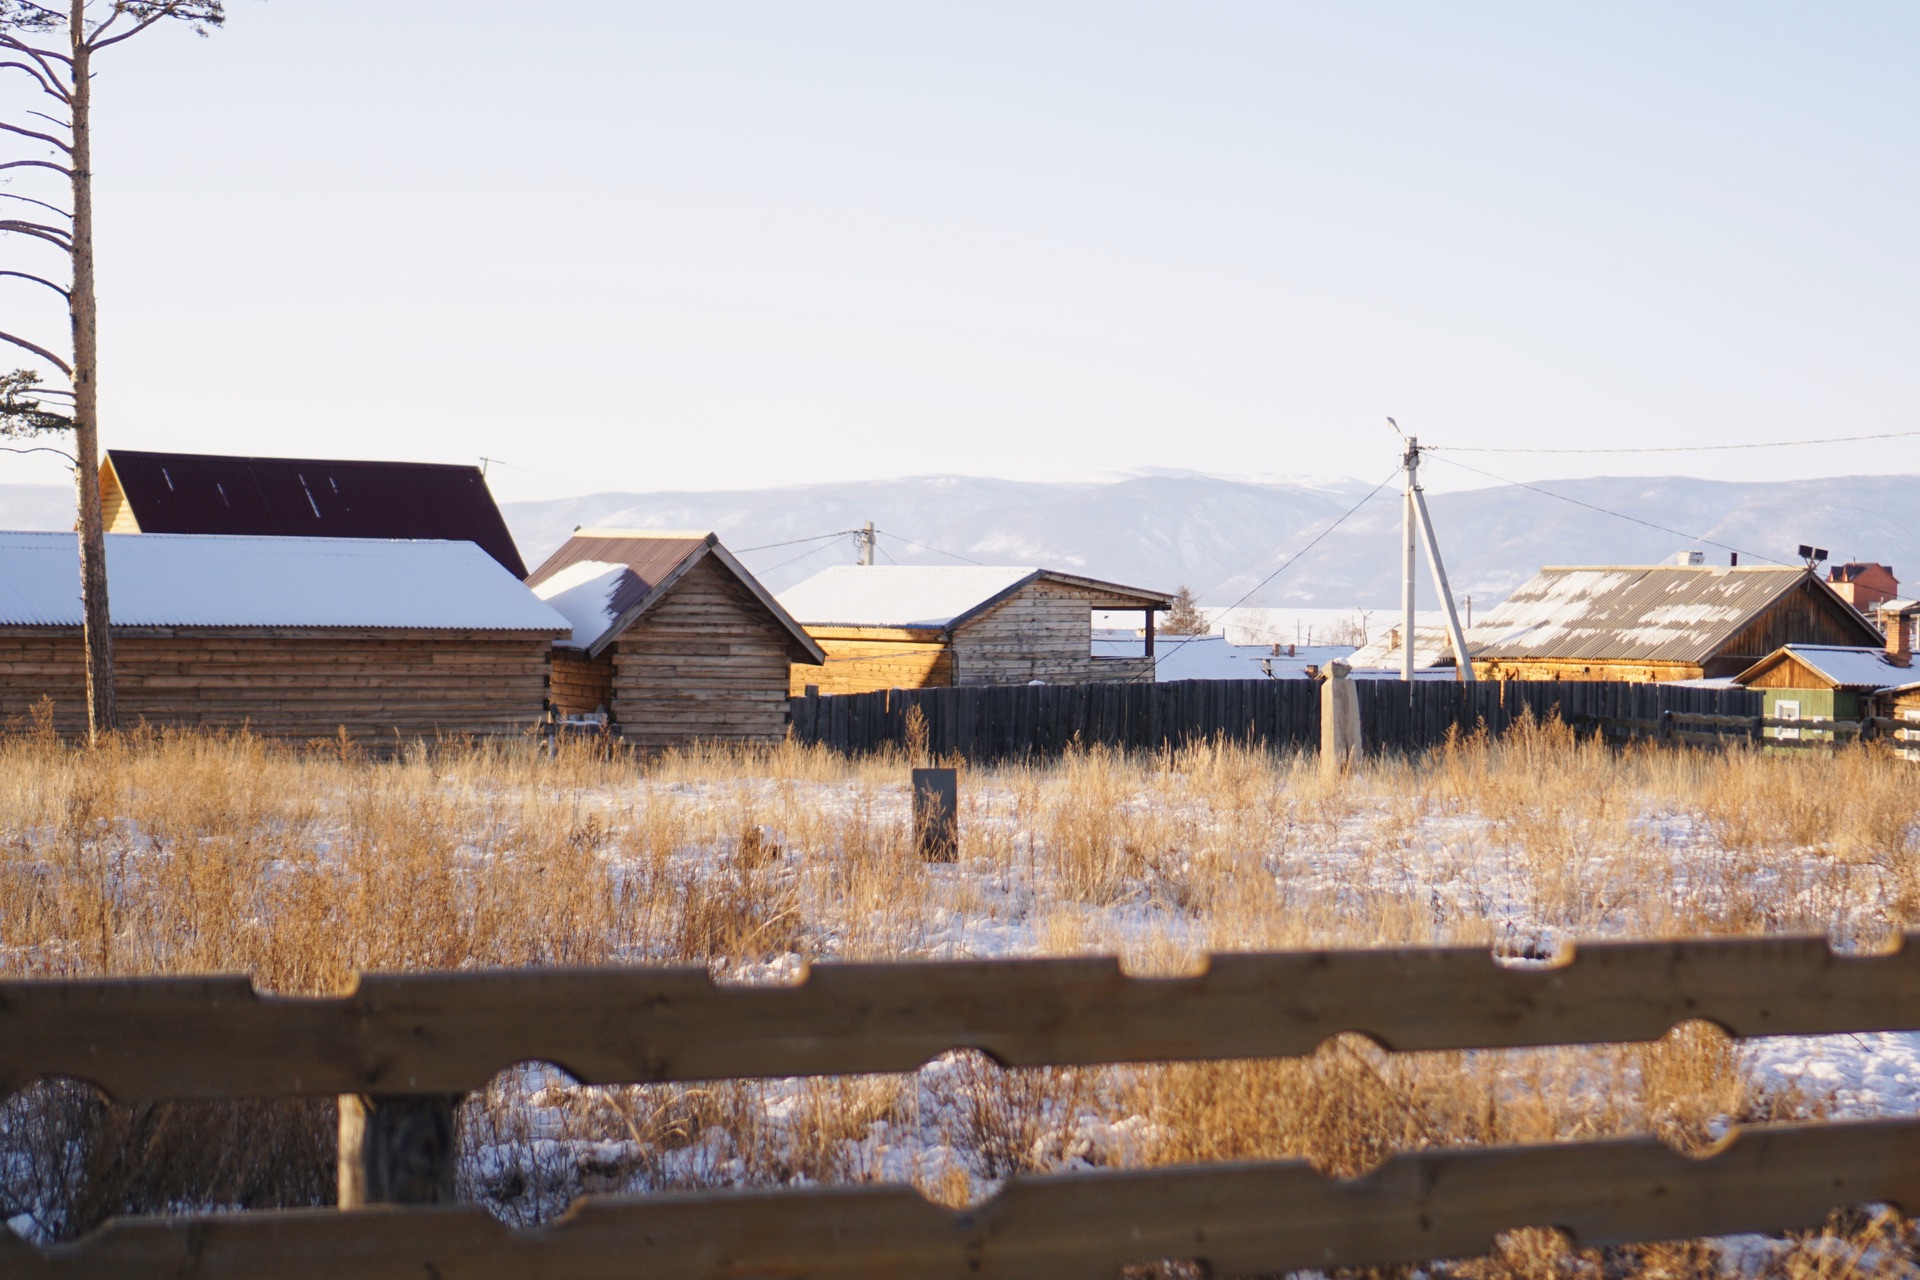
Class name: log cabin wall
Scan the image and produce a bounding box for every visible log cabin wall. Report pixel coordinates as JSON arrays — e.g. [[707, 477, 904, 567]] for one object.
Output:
[[1473, 659, 1704, 683], [607, 554, 797, 747], [1705, 580, 1881, 677], [788, 629, 952, 696], [0, 628, 553, 741], [549, 648, 614, 718], [949, 579, 1153, 686]]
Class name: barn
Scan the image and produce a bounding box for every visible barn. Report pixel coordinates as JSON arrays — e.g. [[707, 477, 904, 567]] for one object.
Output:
[[776, 566, 1171, 695], [1469, 564, 1883, 683], [526, 530, 824, 748], [99, 449, 528, 576], [0, 532, 568, 740]]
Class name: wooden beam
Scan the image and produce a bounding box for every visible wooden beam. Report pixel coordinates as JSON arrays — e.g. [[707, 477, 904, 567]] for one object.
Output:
[[9, 1118, 1920, 1278], [9, 935, 1920, 1102]]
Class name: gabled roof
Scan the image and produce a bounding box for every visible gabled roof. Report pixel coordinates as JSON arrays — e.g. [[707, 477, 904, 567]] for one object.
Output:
[[1468, 565, 1881, 664], [525, 529, 824, 663], [103, 450, 528, 578], [0, 532, 568, 632], [777, 566, 1171, 630], [1732, 645, 1913, 691], [1349, 624, 1459, 670]]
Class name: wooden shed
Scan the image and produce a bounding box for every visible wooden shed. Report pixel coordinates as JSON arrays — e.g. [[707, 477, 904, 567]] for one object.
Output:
[[1731, 644, 1915, 743], [1469, 565, 1883, 683], [776, 566, 1171, 695], [526, 530, 824, 748], [0, 531, 568, 740], [100, 449, 528, 576]]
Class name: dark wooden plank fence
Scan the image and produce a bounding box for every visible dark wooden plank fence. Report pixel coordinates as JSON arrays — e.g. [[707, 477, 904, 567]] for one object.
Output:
[[789, 680, 1765, 760]]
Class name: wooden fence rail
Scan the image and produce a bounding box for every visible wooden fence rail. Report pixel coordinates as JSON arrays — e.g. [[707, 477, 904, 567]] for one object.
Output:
[[7, 935, 1920, 1276]]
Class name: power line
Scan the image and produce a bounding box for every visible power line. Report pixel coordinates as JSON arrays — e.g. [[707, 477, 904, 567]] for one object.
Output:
[[1424, 428, 1920, 455], [733, 529, 856, 552], [1424, 454, 1789, 566], [874, 529, 987, 566], [1131, 467, 1402, 682], [759, 539, 850, 574]]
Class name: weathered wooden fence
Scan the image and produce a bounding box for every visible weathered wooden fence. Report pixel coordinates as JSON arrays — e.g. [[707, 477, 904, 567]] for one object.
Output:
[[8, 936, 1920, 1276], [789, 679, 1765, 760]]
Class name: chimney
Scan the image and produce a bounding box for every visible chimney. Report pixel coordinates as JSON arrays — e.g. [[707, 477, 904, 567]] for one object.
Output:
[[1887, 608, 1913, 668]]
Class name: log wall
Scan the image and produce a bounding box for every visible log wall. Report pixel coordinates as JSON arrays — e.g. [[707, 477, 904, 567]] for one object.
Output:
[[0, 628, 552, 741], [609, 554, 799, 747], [549, 648, 614, 716], [950, 579, 1154, 686], [788, 628, 952, 695]]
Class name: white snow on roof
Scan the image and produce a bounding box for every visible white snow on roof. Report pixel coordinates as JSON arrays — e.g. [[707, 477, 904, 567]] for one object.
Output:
[[530, 559, 632, 649], [1104, 634, 1357, 681], [0, 531, 569, 631], [1349, 624, 1460, 670], [778, 565, 1038, 628], [1768, 645, 1913, 690]]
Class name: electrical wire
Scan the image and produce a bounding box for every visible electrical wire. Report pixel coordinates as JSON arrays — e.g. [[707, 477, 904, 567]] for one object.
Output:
[[1423, 454, 1789, 566], [1424, 429, 1920, 455], [734, 530, 860, 554], [1127, 467, 1403, 682], [874, 529, 987, 566], [758, 540, 849, 575]]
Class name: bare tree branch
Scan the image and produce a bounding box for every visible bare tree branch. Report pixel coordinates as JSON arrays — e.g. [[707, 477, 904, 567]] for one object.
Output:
[[0, 158, 73, 176], [0, 57, 69, 99], [0, 268, 69, 298], [0, 219, 74, 251], [0, 119, 72, 152], [25, 108, 70, 129], [92, 0, 225, 50], [0, 444, 76, 462], [0, 30, 75, 68], [0, 190, 71, 218], [0, 330, 70, 375]]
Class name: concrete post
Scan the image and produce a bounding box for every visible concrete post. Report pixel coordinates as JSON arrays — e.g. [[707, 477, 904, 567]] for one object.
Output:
[[1321, 660, 1362, 774]]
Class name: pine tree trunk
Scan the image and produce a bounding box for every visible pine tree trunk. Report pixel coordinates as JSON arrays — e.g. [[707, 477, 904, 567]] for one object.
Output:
[[69, 8, 114, 741]]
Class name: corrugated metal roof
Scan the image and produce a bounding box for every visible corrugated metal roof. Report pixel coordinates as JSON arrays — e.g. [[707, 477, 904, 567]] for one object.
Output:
[[1468, 566, 1864, 664], [524, 530, 823, 662], [105, 450, 529, 578], [778, 566, 1170, 630], [1738, 645, 1913, 691], [0, 532, 568, 632]]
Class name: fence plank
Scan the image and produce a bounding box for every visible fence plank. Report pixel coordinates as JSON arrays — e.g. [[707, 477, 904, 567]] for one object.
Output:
[[8, 934, 1920, 1103], [11, 1117, 1920, 1279]]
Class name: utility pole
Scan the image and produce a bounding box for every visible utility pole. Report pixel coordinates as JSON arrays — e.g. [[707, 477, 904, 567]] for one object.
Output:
[[858, 522, 876, 566], [1392, 422, 1476, 685]]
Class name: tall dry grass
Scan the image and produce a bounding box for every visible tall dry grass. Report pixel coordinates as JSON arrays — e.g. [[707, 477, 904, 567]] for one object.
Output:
[[2, 716, 1917, 1279]]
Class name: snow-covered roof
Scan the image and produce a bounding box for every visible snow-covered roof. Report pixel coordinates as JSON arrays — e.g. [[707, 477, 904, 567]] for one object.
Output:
[[524, 530, 824, 661], [0, 531, 569, 632], [779, 566, 1169, 630], [1349, 624, 1461, 670], [1469, 565, 1880, 664], [1733, 645, 1915, 691], [1090, 633, 1357, 681]]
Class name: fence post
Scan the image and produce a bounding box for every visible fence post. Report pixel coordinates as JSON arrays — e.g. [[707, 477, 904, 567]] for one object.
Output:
[[911, 766, 959, 862], [1321, 661, 1361, 773], [338, 1093, 462, 1208]]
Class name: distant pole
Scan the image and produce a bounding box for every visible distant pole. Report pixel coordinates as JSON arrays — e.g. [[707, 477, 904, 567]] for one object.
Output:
[[1401, 435, 1418, 685], [859, 522, 876, 566]]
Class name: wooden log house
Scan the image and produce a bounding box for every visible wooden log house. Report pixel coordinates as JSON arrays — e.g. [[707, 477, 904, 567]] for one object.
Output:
[[1468, 564, 1884, 683], [775, 566, 1171, 695], [526, 530, 825, 748], [0, 532, 568, 740]]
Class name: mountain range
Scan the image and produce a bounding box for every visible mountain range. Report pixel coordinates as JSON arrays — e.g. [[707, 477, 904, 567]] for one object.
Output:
[[3, 472, 1914, 611]]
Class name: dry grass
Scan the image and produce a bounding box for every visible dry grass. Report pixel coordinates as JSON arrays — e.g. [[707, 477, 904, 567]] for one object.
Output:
[[2, 717, 1918, 1279]]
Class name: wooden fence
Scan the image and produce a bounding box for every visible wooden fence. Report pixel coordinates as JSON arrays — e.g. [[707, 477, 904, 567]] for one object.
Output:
[[8, 935, 1920, 1276], [789, 679, 1765, 759]]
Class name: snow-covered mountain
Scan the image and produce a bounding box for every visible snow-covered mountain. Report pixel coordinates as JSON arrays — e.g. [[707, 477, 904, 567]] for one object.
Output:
[[4, 471, 1913, 611]]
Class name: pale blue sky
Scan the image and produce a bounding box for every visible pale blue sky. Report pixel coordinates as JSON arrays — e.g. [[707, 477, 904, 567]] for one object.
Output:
[[3, 2, 1917, 498]]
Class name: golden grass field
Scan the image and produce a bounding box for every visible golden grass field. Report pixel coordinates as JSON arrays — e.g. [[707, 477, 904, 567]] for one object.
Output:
[[3, 709, 1918, 1279]]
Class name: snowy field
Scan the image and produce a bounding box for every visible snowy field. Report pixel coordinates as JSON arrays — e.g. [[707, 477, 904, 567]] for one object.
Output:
[[2, 725, 1918, 1274]]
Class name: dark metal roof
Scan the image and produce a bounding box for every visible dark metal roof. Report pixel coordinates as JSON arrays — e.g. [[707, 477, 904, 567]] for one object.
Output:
[[104, 450, 527, 578], [524, 529, 825, 663], [1470, 565, 1881, 664]]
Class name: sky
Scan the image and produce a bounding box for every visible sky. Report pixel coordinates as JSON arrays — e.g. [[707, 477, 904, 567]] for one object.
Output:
[[3, 2, 1919, 501]]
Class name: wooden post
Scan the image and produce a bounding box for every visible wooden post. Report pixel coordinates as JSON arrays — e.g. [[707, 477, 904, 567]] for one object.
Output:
[[911, 767, 958, 863], [1321, 660, 1361, 774], [338, 1093, 461, 1209]]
